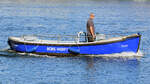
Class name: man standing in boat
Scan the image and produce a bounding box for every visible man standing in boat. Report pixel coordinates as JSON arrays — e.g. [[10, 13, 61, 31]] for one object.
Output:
[[87, 13, 96, 42]]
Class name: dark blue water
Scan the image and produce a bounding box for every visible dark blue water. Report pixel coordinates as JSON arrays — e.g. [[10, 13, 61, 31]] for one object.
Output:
[[0, 0, 150, 84]]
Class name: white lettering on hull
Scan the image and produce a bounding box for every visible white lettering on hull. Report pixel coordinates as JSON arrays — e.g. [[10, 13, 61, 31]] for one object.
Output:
[[47, 47, 67, 51], [121, 45, 128, 48]]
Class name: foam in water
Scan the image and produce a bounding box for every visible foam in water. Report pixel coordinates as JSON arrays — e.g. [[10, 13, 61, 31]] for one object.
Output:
[[0, 46, 144, 59], [1, 48, 143, 59], [80, 51, 143, 60]]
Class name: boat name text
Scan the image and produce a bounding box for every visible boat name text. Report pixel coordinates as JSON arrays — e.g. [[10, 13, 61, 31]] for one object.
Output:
[[47, 47, 67, 51]]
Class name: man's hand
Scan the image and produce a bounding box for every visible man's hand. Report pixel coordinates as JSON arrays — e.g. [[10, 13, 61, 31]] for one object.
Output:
[[93, 35, 96, 40]]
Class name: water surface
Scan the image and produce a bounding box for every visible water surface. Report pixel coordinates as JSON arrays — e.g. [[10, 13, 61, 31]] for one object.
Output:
[[0, 0, 150, 84]]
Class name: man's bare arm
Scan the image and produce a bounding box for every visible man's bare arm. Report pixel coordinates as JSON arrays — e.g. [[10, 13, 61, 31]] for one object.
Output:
[[90, 26, 95, 38]]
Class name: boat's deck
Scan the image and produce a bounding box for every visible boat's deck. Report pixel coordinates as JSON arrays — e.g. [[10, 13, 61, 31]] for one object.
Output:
[[9, 36, 123, 44], [8, 34, 140, 45]]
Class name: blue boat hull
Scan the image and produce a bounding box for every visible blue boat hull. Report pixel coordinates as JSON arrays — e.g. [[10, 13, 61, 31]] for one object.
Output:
[[8, 34, 141, 56]]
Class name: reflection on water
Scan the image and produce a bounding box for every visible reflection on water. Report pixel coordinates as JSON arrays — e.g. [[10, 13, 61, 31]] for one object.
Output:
[[77, 57, 140, 84]]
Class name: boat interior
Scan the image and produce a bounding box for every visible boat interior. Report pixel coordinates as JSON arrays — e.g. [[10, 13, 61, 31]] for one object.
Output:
[[8, 32, 140, 45]]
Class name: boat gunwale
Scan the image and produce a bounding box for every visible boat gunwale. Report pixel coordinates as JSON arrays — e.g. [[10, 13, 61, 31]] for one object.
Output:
[[8, 34, 141, 46]]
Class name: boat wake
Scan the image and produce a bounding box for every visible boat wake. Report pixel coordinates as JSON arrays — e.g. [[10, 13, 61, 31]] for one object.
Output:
[[0, 47, 54, 58], [5, 50, 56, 58], [82, 51, 143, 59], [0, 47, 143, 59]]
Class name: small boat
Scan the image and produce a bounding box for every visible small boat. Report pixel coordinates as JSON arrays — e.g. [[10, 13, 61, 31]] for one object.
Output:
[[7, 32, 141, 56]]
